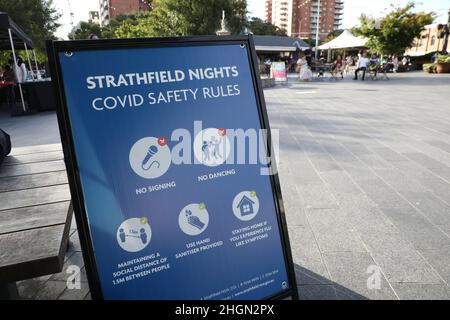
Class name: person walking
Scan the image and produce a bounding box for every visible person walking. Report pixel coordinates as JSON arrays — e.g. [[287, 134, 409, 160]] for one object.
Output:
[[297, 55, 312, 81], [392, 55, 399, 73], [353, 52, 369, 81], [264, 58, 272, 76]]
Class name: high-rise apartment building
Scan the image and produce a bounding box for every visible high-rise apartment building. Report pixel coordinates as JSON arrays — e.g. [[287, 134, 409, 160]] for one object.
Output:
[[99, 0, 151, 26], [88, 11, 101, 25], [265, 0, 344, 40], [265, 0, 273, 24]]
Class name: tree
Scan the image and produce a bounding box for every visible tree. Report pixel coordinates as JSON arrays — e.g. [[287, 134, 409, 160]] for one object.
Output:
[[114, 12, 157, 38], [154, 0, 247, 36], [325, 29, 344, 43], [353, 2, 434, 55], [246, 17, 286, 36], [68, 21, 102, 40], [102, 13, 140, 38], [0, 0, 61, 50], [113, 0, 247, 38]]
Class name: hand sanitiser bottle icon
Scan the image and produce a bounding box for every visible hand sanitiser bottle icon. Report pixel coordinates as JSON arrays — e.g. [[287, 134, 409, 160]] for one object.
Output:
[[141, 145, 160, 171]]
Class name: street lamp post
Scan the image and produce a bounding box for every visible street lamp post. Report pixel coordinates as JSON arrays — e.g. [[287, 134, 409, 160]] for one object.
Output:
[[314, 0, 321, 59]]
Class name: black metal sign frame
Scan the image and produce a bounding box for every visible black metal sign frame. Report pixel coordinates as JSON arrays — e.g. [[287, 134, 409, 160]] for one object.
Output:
[[47, 35, 298, 300]]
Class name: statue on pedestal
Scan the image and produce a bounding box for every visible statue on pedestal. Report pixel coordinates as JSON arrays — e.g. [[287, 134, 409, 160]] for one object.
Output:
[[216, 10, 231, 36]]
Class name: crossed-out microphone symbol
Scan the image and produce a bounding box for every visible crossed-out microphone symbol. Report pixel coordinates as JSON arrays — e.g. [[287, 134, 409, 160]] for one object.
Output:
[[141, 145, 161, 171]]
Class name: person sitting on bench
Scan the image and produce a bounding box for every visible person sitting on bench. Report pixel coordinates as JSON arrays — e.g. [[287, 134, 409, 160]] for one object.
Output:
[[353, 52, 370, 81]]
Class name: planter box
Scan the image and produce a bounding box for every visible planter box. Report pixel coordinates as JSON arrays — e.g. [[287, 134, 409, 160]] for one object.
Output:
[[435, 62, 450, 74]]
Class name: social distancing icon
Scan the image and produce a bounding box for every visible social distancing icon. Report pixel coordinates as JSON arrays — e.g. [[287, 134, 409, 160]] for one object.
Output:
[[116, 217, 152, 252]]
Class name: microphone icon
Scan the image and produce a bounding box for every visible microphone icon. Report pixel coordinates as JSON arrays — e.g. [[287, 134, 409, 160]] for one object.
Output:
[[142, 145, 160, 171]]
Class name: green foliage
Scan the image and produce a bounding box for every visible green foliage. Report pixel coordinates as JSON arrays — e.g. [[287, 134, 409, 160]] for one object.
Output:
[[112, 0, 247, 38], [153, 0, 247, 36], [114, 10, 184, 38], [325, 29, 344, 42], [0, 0, 61, 50], [143, 8, 185, 37], [353, 2, 434, 55], [102, 13, 140, 39], [302, 38, 323, 47], [68, 21, 102, 40], [422, 63, 434, 71], [436, 55, 450, 63], [246, 17, 286, 36]]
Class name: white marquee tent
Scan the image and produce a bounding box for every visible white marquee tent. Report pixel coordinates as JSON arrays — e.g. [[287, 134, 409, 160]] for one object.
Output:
[[318, 30, 368, 50]]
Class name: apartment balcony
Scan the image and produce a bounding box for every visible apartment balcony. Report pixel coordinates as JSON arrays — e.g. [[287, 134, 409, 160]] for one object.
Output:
[[101, 9, 110, 19]]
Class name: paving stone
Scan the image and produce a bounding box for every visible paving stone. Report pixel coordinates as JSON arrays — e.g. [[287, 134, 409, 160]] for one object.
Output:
[[373, 169, 450, 225], [319, 171, 398, 234], [356, 154, 393, 170], [418, 247, 450, 285], [58, 284, 90, 300], [353, 178, 412, 211], [306, 208, 367, 253], [427, 140, 450, 154], [288, 227, 332, 285], [50, 252, 86, 282], [360, 232, 442, 284], [307, 155, 341, 172], [17, 279, 45, 299], [380, 207, 450, 250], [68, 231, 83, 253], [369, 146, 407, 162], [404, 153, 450, 180], [296, 183, 339, 210], [298, 285, 338, 300], [391, 283, 450, 300], [390, 163, 450, 206], [34, 280, 67, 300], [322, 252, 397, 300]]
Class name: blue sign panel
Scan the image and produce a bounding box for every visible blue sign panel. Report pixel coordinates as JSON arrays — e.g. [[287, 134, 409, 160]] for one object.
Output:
[[55, 39, 293, 300]]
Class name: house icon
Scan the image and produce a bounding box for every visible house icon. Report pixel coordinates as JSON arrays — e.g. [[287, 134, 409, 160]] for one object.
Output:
[[237, 195, 255, 216]]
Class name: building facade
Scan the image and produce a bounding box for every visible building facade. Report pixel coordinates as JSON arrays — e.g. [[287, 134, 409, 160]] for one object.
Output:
[[88, 11, 101, 25], [265, 0, 273, 24], [405, 24, 447, 57], [99, 0, 151, 26], [265, 0, 344, 40]]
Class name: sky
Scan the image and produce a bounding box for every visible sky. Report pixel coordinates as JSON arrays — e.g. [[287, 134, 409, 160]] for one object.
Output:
[[55, 0, 450, 39]]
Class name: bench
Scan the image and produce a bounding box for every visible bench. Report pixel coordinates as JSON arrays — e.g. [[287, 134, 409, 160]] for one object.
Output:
[[0, 143, 72, 299]]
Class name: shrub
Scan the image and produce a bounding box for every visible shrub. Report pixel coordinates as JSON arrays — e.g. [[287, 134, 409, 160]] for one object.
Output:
[[436, 55, 450, 63], [423, 63, 434, 71]]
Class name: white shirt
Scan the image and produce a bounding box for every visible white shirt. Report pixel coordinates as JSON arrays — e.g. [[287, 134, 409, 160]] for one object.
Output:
[[14, 62, 28, 83], [19, 63, 28, 82], [358, 57, 369, 68]]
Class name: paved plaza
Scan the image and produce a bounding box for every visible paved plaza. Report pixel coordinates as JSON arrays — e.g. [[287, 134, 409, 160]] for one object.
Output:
[[1, 71, 450, 299]]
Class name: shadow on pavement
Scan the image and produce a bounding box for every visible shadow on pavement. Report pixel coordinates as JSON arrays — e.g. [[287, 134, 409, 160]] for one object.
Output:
[[295, 264, 368, 300]]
